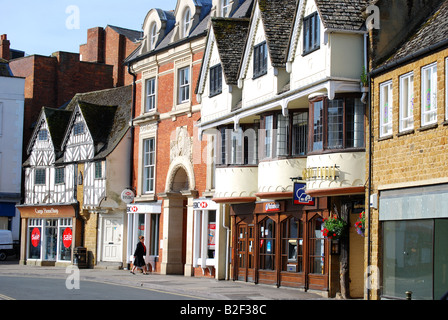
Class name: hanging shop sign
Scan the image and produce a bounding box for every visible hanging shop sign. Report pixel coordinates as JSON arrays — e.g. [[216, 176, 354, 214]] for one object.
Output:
[[293, 183, 315, 205], [302, 165, 339, 181], [121, 189, 135, 204]]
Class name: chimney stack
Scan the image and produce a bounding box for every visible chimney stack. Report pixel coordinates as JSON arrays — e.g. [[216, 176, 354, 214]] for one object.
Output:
[[0, 34, 11, 60]]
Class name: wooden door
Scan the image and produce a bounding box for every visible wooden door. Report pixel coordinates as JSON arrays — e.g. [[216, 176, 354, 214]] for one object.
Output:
[[236, 224, 255, 282]]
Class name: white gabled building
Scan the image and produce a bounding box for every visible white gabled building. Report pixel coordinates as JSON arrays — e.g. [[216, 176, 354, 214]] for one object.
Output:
[[18, 86, 133, 268], [197, 0, 369, 297]]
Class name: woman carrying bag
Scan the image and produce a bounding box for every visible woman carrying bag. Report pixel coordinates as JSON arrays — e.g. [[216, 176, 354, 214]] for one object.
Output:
[[131, 236, 148, 275]]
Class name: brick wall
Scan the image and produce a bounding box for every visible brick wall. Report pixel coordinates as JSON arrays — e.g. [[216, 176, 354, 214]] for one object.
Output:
[[9, 52, 114, 158], [368, 47, 448, 299]]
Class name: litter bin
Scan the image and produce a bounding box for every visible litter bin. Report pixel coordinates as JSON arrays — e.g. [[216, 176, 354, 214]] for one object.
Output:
[[73, 247, 88, 268]]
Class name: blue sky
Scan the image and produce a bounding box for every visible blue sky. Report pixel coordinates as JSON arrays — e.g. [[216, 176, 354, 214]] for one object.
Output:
[[1, 0, 178, 57]]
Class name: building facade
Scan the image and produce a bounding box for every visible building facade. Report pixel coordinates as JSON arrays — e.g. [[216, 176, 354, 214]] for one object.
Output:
[[0, 57, 25, 243], [17, 86, 132, 268], [197, 0, 369, 297], [368, 0, 448, 300], [125, 0, 253, 278]]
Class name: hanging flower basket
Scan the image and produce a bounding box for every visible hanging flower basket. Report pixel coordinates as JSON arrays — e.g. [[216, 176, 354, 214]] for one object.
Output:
[[354, 211, 366, 236], [322, 214, 347, 240]]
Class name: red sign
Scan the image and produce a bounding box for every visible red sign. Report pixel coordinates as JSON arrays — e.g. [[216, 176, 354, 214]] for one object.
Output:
[[62, 227, 72, 248], [31, 228, 40, 247]]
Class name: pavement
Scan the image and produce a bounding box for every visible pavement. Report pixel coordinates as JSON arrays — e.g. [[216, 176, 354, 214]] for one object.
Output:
[[0, 259, 330, 300]]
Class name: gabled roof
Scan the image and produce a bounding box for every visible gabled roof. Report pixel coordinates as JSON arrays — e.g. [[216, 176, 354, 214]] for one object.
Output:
[[211, 18, 250, 87], [107, 25, 143, 43], [257, 0, 298, 68], [378, 0, 448, 69], [26, 107, 72, 156], [62, 85, 132, 160], [0, 58, 13, 77], [125, 0, 254, 65], [315, 0, 370, 31]]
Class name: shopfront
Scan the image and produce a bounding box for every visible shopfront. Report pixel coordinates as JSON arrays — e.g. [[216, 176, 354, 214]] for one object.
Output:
[[231, 198, 331, 291], [126, 201, 162, 272], [192, 198, 219, 277], [17, 204, 80, 266], [379, 184, 448, 300]]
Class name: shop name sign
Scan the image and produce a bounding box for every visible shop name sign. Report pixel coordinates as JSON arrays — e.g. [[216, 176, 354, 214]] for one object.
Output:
[[302, 165, 339, 181], [34, 207, 59, 215], [193, 199, 218, 210], [264, 202, 281, 212]]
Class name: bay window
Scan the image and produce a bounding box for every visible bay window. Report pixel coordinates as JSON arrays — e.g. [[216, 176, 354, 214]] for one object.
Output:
[[261, 111, 308, 159], [218, 125, 258, 165], [310, 95, 365, 151]]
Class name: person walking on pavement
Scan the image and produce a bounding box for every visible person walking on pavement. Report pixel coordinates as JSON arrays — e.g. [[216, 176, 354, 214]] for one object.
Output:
[[131, 235, 148, 275]]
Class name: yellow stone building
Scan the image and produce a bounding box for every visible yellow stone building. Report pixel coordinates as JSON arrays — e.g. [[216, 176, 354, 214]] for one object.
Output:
[[367, 0, 448, 300]]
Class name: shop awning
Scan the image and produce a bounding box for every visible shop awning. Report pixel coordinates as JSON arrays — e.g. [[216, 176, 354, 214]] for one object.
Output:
[[0, 202, 17, 217]]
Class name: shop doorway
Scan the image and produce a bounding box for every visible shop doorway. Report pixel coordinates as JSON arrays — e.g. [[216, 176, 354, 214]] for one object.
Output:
[[236, 224, 255, 282], [233, 211, 329, 291]]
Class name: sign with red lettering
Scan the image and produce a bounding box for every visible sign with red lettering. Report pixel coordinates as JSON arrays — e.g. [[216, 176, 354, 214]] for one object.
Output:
[[62, 227, 72, 248], [31, 228, 40, 247]]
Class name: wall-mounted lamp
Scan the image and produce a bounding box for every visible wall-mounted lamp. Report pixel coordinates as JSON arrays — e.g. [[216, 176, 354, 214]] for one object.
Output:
[[331, 239, 340, 255]]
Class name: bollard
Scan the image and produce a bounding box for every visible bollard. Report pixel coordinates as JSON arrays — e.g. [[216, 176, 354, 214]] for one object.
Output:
[[405, 291, 412, 300]]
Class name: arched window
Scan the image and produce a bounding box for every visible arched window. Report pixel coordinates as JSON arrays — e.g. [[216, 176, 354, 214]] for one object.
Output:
[[150, 23, 157, 50], [183, 8, 191, 38], [259, 218, 275, 270], [309, 215, 325, 274]]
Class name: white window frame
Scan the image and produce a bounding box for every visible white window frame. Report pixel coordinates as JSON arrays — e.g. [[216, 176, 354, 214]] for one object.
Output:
[[150, 23, 157, 50], [222, 0, 231, 17], [445, 58, 448, 120], [399, 72, 414, 132], [421, 62, 437, 126], [178, 66, 190, 104], [143, 138, 156, 194], [379, 80, 393, 137], [183, 8, 191, 38], [145, 77, 156, 112]]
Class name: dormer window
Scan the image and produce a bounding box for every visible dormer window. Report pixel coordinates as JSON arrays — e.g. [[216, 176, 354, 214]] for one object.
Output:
[[253, 41, 267, 79], [150, 23, 157, 50], [183, 8, 191, 38], [303, 12, 320, 55]]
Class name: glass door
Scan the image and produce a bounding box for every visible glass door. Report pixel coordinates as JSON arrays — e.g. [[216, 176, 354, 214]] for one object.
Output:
[[44, 219, 57, 261]]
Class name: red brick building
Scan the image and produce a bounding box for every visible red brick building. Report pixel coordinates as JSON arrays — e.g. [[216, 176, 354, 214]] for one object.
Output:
[[6, 24, 142, 159], [124, 0, 253, 279]]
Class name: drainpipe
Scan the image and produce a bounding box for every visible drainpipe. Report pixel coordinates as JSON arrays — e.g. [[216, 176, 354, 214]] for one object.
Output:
[[222, 204, 230, 280], [126, 63, 137, 268]]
